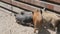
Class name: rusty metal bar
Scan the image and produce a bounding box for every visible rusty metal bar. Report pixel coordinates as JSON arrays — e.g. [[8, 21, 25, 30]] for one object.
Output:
[[1, 0, 60, 13], [48, 0, 60, 3], [1, 0, 40, 12], [16, 0, 60, 13]]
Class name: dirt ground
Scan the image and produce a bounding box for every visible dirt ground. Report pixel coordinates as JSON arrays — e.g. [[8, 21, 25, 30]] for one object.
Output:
[[1, 7, 60, 34]]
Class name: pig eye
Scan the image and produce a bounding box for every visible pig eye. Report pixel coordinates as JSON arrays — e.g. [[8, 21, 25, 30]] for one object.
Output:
[[21, 12, 24, 15]]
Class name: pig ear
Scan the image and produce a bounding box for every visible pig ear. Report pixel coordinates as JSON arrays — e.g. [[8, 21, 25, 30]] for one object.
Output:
[[40, 9, 42, 14], [32, 11, 34, 14], [41, 8, 46, 12]]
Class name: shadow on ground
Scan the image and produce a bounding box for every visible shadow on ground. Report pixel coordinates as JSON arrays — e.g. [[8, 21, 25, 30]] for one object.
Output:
[[56, 24, 60, 34], [16, 21, 58, 34], [38, 26, 50, 34], [38, 22, 53, 34]]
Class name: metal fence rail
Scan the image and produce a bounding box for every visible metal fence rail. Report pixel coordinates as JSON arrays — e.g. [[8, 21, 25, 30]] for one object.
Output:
[[0, 0, 60, 14], [15, 0, 60, 13]]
